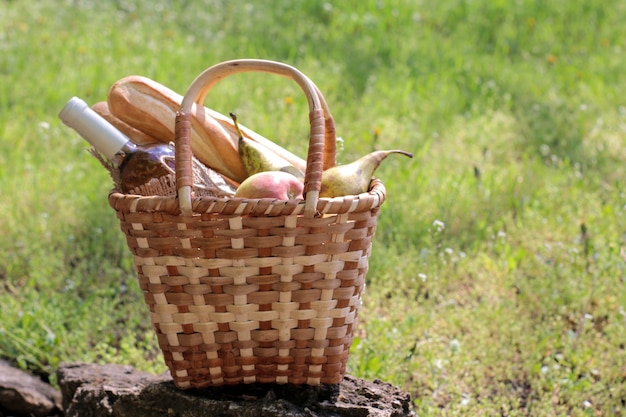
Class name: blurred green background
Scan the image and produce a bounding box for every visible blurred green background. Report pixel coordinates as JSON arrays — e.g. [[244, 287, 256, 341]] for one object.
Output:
[[2, 1, 626, 415]]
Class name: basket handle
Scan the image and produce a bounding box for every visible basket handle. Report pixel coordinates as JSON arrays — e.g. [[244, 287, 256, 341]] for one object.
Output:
[[175, 59, 336, 218]]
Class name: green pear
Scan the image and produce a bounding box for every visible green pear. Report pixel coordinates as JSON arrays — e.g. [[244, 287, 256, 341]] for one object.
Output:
[[239, 136, 304, 178], [231, 113, 304, 179], [320, 149, 413, 198]]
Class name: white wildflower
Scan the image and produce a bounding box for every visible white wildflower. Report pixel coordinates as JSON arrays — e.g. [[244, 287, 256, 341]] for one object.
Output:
[[432, 219, 445, 232]]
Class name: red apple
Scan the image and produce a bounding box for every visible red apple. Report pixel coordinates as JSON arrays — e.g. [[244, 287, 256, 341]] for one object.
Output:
[[235, 171, 304, 200]]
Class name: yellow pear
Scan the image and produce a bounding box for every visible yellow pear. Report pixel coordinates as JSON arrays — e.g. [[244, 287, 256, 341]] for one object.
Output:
[[320, 150, 413, 198]]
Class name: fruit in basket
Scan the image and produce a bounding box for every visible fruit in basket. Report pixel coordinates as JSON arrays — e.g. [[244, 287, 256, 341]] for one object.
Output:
[[320, 149, 413, 198], [235, 171, 304, 200], [240, 136, 305, 178], [231, 113, 304, 179]]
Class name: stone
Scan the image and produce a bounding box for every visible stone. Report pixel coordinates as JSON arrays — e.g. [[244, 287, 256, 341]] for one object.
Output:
[[57, 362, 414, 417], [0, 359, 62, 417]]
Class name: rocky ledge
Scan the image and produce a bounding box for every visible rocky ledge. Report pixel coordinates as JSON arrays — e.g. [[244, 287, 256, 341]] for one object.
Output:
[[0, 361, 415, 417]]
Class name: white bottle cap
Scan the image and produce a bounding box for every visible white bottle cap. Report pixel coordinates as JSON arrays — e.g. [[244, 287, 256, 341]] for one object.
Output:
[[59, 97, 129, 160]]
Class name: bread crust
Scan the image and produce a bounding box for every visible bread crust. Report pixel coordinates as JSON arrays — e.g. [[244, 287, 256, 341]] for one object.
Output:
[[107, 75, 308, 184], [107, 75, 246, 182], [91, 101, 158, 146]]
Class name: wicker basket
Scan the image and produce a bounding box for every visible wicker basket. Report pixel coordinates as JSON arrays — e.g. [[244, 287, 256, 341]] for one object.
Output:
[[108, 59, 387, 389]]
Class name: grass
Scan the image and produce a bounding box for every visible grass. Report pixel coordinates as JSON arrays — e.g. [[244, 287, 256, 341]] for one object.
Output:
[[1, 0, 626, 415]]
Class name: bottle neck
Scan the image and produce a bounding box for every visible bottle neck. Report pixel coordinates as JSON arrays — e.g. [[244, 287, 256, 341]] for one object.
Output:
[[120, 141, 138, 154], [59, 97, 131, 161]]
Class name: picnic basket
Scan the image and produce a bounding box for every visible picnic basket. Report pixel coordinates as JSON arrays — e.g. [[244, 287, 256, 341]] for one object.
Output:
[[108, 59, 387, 389]]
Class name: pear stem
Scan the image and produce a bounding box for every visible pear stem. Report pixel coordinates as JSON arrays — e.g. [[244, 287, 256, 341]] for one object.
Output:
[[229, 112, 244, 141]]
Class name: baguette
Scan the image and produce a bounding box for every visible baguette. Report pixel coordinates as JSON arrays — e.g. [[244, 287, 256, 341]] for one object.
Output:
[[107, 75, 246, 182], [107, 75, 308, 184], [91, 101, 159, 146]]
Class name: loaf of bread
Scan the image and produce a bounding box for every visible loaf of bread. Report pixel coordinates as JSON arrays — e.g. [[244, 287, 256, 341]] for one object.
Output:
[[91, 101, 158, 146], [107, 75, 246, 182], [106, 75, 307, 184]]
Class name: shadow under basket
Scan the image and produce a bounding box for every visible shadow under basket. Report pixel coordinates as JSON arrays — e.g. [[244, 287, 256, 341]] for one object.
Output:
[[107, 59, 388, 389]]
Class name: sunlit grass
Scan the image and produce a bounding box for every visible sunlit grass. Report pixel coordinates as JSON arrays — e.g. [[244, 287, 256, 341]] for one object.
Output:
[[2, 0, 626, 415]]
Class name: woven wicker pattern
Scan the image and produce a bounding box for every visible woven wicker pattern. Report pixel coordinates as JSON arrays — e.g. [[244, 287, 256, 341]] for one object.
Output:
[[108, 60, 388, 388], [109, 180, 384, 388]]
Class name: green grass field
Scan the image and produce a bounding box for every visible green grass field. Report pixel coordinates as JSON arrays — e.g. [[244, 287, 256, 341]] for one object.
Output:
[[2, 0, 626, 415]]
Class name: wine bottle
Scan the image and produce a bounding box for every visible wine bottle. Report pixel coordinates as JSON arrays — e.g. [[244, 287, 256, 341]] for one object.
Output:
[[59, 96, 176, 193]]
